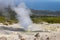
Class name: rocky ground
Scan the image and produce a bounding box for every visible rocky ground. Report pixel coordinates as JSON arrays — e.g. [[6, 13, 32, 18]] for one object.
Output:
[[0, 23, 60, 40]]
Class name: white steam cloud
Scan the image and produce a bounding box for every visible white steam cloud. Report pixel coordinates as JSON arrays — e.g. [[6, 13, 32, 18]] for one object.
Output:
[[13, 2, 33, 30], [0, 0, 16, 20], [0, 0, 33, 30]]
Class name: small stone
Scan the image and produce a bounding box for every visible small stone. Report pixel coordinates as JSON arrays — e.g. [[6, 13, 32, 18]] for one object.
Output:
[[35, 33, 40, 37], [34, 33, 40, 40]]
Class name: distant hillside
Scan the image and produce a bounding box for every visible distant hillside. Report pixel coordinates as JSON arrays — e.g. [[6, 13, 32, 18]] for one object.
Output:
[[31, 9, 60, 16], [0, 6, 60, 19]]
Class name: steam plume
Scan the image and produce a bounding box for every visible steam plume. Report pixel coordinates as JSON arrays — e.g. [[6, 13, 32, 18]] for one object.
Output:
[[14, 2, 33, 30], [0, 0, 33, 30]]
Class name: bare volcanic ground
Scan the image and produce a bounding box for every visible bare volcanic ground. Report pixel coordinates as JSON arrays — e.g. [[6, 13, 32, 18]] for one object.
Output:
[[0, 23, 60, 40]]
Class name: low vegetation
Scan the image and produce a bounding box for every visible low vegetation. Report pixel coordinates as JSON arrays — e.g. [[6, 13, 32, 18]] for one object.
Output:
[[31, 16, 60, 23], [0, 16, 60, 24], [0, 16, 18, 25]]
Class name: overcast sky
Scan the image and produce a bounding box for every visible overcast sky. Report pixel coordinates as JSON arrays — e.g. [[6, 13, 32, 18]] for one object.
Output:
[[0, 0, 60, 10]]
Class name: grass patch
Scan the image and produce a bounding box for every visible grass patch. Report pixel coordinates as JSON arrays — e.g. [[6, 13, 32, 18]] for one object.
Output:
[[0, 16, 60, 24], [31, 16, 60, 23]]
